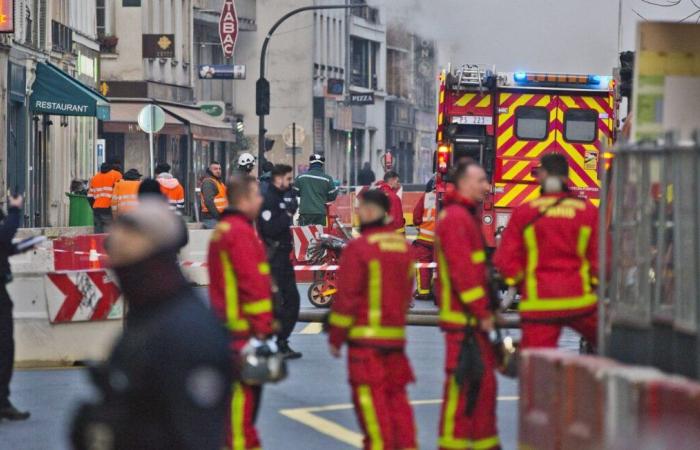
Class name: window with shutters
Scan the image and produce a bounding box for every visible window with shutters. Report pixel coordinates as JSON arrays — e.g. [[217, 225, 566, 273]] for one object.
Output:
[[96, 0, 106, 37]]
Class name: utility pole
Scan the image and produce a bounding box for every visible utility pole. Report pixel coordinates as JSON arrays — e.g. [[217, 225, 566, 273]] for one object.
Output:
[[256, 3, 367, 177], [344, 0, 352, 189]]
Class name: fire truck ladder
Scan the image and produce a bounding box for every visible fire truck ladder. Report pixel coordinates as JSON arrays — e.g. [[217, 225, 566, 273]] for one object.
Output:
[[451, 64, 494, 92]]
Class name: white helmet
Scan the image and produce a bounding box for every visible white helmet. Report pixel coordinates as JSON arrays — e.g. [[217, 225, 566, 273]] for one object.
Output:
[[237, 152, 256, 172]]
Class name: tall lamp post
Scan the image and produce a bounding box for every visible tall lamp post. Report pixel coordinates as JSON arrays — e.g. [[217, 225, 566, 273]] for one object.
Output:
[[256, 3, 367, 177]]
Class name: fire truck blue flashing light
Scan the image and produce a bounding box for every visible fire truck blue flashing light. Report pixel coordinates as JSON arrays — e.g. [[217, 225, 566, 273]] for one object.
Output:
[[514, 72, 527, 82]]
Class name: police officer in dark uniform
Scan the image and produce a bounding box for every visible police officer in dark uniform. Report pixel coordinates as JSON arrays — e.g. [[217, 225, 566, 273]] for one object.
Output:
[[258, 164, 302, 359], [71, 198, 232, 450], [0, 194, 30, 421]]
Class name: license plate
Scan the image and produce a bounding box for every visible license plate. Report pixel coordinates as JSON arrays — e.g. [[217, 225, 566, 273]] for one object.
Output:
[[452, 115, 493, 125]]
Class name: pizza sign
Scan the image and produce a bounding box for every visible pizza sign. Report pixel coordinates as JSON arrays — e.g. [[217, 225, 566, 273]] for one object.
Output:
[[219, 0, 239, 58]]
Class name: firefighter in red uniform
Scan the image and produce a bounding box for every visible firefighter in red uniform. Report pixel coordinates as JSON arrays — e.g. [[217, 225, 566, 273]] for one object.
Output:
[[436, 160, 500, 450], [375, 170, 405, 233], [494, 153, 599, 349], [208, 175, 275, 450], [412, 179, 437, 300], [328, 189, 417, 450]]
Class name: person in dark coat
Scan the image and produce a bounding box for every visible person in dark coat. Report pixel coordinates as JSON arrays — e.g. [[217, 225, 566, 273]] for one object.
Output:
[[258, 164, 302, 359], [357, 161, 376, 186], [71, 199, 231, 450], [0, 194, 29, 421]]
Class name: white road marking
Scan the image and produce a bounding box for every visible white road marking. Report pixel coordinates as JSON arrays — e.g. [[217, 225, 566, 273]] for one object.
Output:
[[279, 396, 519, 448], [297, 323, 324, 334]]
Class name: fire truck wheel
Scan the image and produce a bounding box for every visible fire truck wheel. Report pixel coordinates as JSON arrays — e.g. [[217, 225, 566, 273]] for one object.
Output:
[[308, 280, 335, 308]]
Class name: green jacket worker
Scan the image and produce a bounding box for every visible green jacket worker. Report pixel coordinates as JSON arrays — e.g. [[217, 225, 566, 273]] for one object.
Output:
[[293, 154, 338, 225]]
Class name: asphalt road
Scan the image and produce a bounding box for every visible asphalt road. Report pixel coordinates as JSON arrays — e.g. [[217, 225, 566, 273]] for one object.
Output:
[[1, 286, 581, 450]]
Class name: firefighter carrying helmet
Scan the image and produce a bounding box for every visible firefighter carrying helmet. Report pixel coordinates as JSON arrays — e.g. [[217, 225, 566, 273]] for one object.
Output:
[[237, 152, 257, 172]]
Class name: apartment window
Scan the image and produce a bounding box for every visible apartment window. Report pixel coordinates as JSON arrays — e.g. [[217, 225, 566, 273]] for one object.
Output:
[[96, 0, 106, 36], [350, 0, 379, 24], [387, 48, 408, 98], [351, 37, 378, 90], [51, 21, 72, 53], [123, 0, 140, 6]]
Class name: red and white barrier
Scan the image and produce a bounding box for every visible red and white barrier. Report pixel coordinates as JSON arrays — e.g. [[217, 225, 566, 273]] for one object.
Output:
[[45, 270, 123, 323], [519, 350, 700, 450]]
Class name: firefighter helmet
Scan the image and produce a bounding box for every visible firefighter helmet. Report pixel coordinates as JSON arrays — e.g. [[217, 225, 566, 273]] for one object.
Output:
[[239, 338, 287, 385], [237, 152, 257, 173], [309, 153, 325, 164]]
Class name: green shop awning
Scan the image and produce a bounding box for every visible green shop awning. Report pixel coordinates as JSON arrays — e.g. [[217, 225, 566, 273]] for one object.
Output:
[[30, 62, 110, 120]]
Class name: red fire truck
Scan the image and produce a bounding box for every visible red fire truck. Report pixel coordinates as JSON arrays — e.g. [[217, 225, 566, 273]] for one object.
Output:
[[435, 65, 617, 246]]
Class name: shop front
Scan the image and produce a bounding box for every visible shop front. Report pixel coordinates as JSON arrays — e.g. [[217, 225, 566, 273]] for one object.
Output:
[[101, 100, 235, 218], [28, 62, 111, 227]]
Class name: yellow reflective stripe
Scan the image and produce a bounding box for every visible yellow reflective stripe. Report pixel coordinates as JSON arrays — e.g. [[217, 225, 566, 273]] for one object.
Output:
[[258, 262, 270, 275], [577, 226, 592, 294], [368, 259, 382, 327], [328, 312, 354, 328], [591, 276, 599, 286], [242, 298, 272, 315], [459, 286, 486, 304], [523, 227, 539, 301], [221, 252, 250, 332], [504, 275, 522, 286], [471, 436, 501, 449], [437, 246, 478, 326], [471, 250, 486, 264], [519, 294, 597, 312], [349, 326, 405, 340], [522, 224, 597, 312], [357, 385, 384, 450], [439, 376, 461, 448], [232, 382, 246, 450]]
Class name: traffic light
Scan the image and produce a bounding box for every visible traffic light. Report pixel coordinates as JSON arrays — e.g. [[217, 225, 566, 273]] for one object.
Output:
[[235, 117, 245, 134], [619, 51, 634, 99], [256, 78, 270, 116]]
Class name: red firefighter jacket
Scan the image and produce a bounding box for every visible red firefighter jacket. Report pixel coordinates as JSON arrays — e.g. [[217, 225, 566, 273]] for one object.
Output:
[[208, 210, 274, 349], [493, 193, 599, 320], [375, 181, 405, 233], [435, 193, 491, 331], [328, 224, 415, 349]]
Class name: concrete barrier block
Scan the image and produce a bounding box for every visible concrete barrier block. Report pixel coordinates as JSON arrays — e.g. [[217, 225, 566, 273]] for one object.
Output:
[[560, 356, 620, 450], [519, 349, 578, 450]]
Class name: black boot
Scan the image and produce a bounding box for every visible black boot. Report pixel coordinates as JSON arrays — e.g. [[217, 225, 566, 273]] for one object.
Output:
[[278, 340, 302, 360], [0, 402, 30, 421]]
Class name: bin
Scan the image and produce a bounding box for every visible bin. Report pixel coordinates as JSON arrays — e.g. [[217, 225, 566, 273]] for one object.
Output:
[[66, 193, 94, 227]]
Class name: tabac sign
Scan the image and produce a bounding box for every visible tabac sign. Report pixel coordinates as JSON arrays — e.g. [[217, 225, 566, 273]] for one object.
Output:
[[0, 0, 14, 33], [219, 0, 239, 58]]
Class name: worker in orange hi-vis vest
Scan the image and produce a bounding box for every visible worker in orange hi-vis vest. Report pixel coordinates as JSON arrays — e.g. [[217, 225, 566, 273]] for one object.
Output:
[[88, 162, 122, 233], [200, 161, 228, 229], [155, 163, 185, 214], [328, 189, 417, 450], [111, 169, 142, 217]]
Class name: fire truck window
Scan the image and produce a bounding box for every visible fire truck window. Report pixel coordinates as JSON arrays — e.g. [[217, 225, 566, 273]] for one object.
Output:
[[515, 107, 549, 141], [564, 109, 598, 143]]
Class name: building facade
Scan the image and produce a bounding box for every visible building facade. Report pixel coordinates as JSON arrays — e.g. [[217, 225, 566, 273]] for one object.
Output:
[[97, 0, 235, 217], [229, 0, 387, 183], [2, 0, 102, 227], [386, 23, 437, 185]]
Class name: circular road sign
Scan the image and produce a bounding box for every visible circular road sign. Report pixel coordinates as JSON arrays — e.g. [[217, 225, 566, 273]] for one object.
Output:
[[282, 123, 306, 148], [138, 104, 166, 134]]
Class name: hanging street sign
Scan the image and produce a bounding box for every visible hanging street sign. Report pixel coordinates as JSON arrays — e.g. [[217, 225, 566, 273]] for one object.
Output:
[[349, 91, 375, 105], [219, 0, 239, 58], [198, 64, 246, 80]]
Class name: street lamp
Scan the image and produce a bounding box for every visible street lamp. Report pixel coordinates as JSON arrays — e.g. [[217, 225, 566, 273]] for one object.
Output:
[[256, 3, 367, 177]]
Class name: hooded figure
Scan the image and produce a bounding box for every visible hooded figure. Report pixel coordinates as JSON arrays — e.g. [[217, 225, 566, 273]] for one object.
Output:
[[71, 199, 231, 450]]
